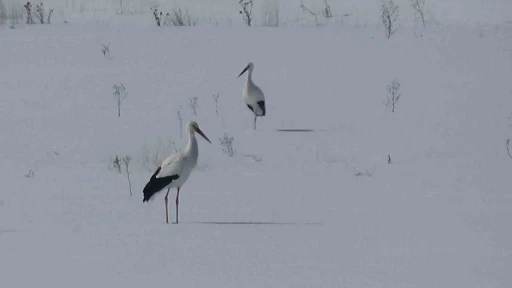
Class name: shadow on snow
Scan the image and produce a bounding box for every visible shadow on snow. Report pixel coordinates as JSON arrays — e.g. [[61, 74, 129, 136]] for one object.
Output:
[[183, 221, 323, 226]]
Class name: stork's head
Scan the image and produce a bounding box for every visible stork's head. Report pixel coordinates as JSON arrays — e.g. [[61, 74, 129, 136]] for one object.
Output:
[[186, 121, 211, 143], [238, 62, 254, 78]]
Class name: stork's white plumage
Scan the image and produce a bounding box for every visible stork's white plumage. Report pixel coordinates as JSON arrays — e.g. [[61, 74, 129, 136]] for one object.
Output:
[[142, 121, 211, 224], [238, 62, 266, 130]]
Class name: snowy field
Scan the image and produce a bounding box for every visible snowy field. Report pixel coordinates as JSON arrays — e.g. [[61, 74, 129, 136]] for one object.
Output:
[[1, 0, 512, 287]]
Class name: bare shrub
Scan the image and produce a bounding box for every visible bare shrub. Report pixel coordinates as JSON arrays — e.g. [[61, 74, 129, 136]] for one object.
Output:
[[168, 7, 196, 26], [212, 93, 219, 116], [151, 6, 195, 27], [113, 83, 127, 117], [299, 0, 334, 26], [300, 1, 319, 25], [239, 0, 253, 26], [381, 0, 399, 38], [150, 7, 166, 26], [46, 7, 53, 23], [220, 133, 235, 156], [384, 80, 401, 113], [35, 3, 44, 24], [24, 2, 33, 24], [188, 96, 198, 116], [411, 0, 426, 28], [109, 155, 133, 196], [21, 2, 51, 24], [261, 0, 279, 27], [322, 0, 332, 18], [101, 42, 111, 59]]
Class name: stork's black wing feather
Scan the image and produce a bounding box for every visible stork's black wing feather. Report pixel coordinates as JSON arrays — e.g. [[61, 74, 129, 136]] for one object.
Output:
[[142, 167, 180, 202], [257, 101, 266, 116]]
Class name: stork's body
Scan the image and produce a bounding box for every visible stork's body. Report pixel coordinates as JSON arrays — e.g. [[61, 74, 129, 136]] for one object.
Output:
[[238, 62, 266, 130], [142, 121, 211, 224]]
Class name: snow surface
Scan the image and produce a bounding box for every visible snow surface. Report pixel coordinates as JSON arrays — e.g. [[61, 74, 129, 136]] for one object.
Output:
[[1, 1, 512, 287]]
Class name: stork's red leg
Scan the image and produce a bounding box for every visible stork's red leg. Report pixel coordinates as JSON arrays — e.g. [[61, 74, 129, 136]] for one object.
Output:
[[175, 187, 180, 224], [164, 188, 170, 224], [253, 115, 257, 130]]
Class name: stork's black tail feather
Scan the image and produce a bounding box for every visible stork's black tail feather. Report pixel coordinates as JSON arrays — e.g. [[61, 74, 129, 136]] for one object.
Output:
[[257, 101, 266, 116], [142, 167, 180, 202]]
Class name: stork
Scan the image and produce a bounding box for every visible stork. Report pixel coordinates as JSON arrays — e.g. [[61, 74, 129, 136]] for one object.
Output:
[[238, 62, 266, 130], [142, 121, 211, 224]]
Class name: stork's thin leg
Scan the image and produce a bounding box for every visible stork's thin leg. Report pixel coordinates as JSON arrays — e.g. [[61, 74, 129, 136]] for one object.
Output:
[[253, 115, 257, 130], [175, 187, 180, 224], [164, 188, 170, 224]]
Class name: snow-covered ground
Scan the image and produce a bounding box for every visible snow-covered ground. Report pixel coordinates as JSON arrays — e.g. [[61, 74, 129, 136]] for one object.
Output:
[[1, 1, 512, 287]]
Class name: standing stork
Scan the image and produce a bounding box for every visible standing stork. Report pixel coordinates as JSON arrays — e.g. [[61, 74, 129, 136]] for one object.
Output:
[[142, 121, 211, 224], [238, 62, 266, 130]]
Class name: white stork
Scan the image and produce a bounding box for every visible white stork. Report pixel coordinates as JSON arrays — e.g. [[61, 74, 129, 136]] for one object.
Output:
[[142, 121, 211, 224], [238, 62, 266, 130]]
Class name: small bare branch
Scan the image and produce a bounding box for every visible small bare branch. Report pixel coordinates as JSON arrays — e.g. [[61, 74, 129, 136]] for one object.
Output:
[[109, 155, 133, 196], [212, 93, 220, 116], [112, 155, 122, 174], [383, 80, 401, 113], [122, 156, 132, 196], [188, 96, 199, 116], [101, 42, 111, 59], [36, 3, 44, 24], [113, 83, 127, 117], [322, 0, 332, 18], [410, 0, 426, 28], [46, 8, 53, 24], [151, 7, 162, 26], [506, 139, 512, 159]]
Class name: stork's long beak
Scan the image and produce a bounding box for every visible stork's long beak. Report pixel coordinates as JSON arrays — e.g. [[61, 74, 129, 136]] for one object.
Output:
[[194, 127, 212, 144], [238, 64, 249, 78]]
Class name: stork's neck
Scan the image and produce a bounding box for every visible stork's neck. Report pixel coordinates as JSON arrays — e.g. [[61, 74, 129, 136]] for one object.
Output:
[[245, 70, 254, 87], [184, 132, 199, 161]]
